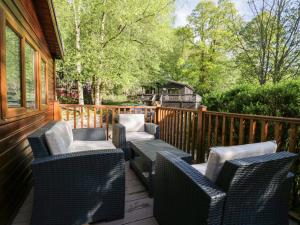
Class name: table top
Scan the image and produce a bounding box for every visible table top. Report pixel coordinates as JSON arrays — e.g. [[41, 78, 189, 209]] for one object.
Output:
[[130, 139, 191, 162]]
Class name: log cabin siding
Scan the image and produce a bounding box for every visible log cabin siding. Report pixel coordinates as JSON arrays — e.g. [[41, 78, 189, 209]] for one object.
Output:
[[0, 1, 60, 224]]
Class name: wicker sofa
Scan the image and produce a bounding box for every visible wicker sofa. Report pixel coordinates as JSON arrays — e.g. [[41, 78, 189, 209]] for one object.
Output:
[[28, 121, 125, 225], [154, 142, 296, 225], [112, 114, 159, 159]]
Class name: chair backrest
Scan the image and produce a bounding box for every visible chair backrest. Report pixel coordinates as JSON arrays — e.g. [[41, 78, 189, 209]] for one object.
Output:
[[118, 114, 145, 132], [27, 122, 57, 159], [215, 151, 296, 225], [44, 121, 74, 155], [205, 141, 277, 182]]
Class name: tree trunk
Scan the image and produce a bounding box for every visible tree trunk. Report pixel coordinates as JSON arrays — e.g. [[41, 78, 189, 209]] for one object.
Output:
[[72, 0, 84, 105], [94, 79, 101, 105], [77, 81, 84, 105], [93, 0, 106, 106]]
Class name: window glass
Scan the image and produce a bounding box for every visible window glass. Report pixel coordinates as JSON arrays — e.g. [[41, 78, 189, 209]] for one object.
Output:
[[41, 61, 47, 104], [25, 43, 36, 109], [6, 27, 22, 107]]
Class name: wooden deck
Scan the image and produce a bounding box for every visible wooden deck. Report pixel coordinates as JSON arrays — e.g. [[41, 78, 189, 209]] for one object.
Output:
[[12, 162, 298, 225]]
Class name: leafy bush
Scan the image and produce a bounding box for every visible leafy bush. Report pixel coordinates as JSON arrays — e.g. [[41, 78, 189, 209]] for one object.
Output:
[[204, 80, 300, 216], [58, 96, 78, 104], [203, 80, 300, 118]]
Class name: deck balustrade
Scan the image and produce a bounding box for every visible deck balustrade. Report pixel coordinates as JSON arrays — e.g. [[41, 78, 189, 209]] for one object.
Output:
[[58, 104, 300, 163]]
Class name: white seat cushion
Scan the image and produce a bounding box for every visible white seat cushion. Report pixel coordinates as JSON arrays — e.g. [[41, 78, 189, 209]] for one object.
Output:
[[69, 141, 116, 153], [126, 132, 155, 142], [192, 163, 207, 175], [45, 121, 73, 155], [205, 141, 277, 182], [119, 114, 145, 132]]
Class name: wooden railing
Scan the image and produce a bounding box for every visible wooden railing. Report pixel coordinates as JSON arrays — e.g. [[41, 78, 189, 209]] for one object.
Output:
[[157, 106, 300, 162], [157, 107, 199, 160], [59, 104, 157, 139], [58, 104, 299, 162]]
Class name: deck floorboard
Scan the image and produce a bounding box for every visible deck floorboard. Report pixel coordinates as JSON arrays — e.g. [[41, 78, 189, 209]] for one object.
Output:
[[12, 162, 298, 225]]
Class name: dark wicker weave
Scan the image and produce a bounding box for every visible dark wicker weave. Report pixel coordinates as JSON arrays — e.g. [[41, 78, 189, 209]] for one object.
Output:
[[154, 151, 296, 225], [112, 122, 160, 160], [28, 122, 125, 225]]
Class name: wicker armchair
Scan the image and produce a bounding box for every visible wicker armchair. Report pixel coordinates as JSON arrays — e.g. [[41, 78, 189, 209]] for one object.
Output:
[[28, 122, 125, 225], [112, 114, 159, 160], [154, 151, 296, 225]]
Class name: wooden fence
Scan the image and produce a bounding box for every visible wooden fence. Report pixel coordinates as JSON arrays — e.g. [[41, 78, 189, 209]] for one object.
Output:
[[157, 106, 300, 162], [58, 104, 300, 163], [59, 104, 157, 139]]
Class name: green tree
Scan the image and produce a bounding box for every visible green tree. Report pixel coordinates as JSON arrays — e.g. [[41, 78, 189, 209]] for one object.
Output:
[[54, 0, 175, 105], [161, 0, 241, 95], [235, 0, 300, 85]]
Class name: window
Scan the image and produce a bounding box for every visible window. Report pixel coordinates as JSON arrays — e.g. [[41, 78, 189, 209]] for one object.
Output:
[[6, 26, 22, 107], [2, 15, 48, 118], [41, 61, 47, 105], [25, 43, 36, 109]]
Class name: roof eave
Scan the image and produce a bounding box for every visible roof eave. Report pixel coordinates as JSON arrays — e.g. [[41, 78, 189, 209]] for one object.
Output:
[[47, 0, 64, 59]]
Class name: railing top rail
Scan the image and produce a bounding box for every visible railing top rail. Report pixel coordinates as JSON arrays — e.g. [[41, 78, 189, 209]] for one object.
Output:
[[205, 110, 300, 124], [59, 104, 299, 124], [159, 107, 198, 112], [60, 104, 157, 109]]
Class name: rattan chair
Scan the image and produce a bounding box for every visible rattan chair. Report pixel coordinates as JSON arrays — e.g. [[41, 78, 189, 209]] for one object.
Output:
[[112, 114, 159, 160], [28, 122, 125, 225], [154, 151, 296, 225]]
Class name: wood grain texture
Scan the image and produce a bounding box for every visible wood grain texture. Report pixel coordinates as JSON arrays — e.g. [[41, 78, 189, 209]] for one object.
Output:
[[0, 1, 57, 225]]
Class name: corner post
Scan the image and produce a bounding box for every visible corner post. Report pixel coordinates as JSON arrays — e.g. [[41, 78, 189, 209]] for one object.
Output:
[[155, 106, 160, 125], [197, 105, 207, 163], [53, 101, 61, 121]]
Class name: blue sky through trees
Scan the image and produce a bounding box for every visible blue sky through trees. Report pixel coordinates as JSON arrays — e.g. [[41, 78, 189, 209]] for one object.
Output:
[[174, 0, 252, 27]]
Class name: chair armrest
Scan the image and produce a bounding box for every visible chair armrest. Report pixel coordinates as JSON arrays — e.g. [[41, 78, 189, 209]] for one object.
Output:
[[32, 149, 124, 173], [112, 124, 126, 149], [72, 128, 106, 141], [145, 123, 160, 138], [154, 151, 226, 225]]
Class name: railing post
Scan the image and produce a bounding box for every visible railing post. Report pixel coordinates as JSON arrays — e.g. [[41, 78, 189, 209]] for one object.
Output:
[[288, 124, 297, 153], [155, 106, 160, 125], [197, 105, 207, 163], [53, 101, 62, 121]]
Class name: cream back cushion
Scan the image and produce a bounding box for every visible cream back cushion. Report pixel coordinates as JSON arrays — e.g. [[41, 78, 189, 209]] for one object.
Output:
[[65, 121, 74, 143], [45, 121, 73, 155], [119, 114, 145, 132], [206, 141, 277, 182]]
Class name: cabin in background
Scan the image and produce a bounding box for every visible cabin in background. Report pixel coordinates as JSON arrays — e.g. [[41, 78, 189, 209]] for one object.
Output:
[[0, 0, 63, 224], [129, 80, 202, 109]]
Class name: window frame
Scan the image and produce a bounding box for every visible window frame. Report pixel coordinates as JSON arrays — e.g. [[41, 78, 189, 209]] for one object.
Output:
[[24, 40, 38, 111], [40, 56, 48, 108], [0, 8, 48, 119]]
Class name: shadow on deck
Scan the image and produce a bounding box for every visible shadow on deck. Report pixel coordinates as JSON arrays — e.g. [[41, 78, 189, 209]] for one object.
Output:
[[12, 162, 298, 225], [12, 163, 157, 225]]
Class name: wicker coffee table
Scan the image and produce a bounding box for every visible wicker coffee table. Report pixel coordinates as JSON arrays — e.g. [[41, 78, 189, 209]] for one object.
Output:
[[129, 139, 192, 196]]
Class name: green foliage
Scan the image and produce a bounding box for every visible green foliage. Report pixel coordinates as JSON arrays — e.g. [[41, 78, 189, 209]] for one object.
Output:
[[203, 79, 300, 117], [54, 0, 175, 101], [160, 0, 241, 95], [235, 0, 300, 85], [58, 96, 78, 104]]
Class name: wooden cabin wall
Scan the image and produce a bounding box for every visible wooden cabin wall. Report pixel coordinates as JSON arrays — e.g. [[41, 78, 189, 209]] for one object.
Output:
[[0, 1, 57, 224]]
